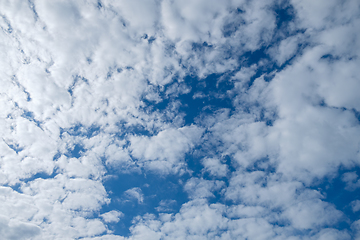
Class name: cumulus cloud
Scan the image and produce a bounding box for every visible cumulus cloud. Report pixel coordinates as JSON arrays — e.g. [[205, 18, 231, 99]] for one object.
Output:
[[129, 125, 204, 174], [101, 210, 124, 223], [201, 157, 228, 177], [124, 187, 144, 204], [184, 178, 224, 199], [0, 215, 41, 240], [351, 200, 360, 213], [0, 0, 359, 239]]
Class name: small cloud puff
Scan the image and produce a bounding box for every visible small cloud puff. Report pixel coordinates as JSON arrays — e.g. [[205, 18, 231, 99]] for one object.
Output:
[[155, 199, 177, 212], [101, 210, 124, 223], [124, 187, 144, 204], [351, 200, 360, 213]]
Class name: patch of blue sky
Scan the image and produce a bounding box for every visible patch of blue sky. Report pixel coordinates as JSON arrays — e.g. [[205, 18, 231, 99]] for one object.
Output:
[[101, 141, 232, 235], [114, 121, 152, 138], [178, 74, 235, 125], [21, 110, 42, 128], [60, 124, 101, 139], [6, 171, 58, 195], [353, 109, 360, 122], [101, 171, 190, 236], [3, 141, 23, 154], [141, 74, 235, 127], [313, 167, 360, 227], [64, 143, 85, 159], [21, 171, 58, 185], [274, 1, 295, 29]]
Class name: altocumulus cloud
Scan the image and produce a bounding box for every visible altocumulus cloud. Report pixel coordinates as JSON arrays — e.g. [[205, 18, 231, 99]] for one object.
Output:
[[0, 0, 360, 239]]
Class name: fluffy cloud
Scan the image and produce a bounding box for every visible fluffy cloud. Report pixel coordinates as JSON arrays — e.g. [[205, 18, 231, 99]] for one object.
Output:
[[129, 125, 204, 174], [351, 200, 360, 213], [201, 157, 228, 177], [124, 187, 144, 204], [0, 0, 359, 239], [101, 210, 124, 223], [0, 215, 41, 240], [184, 178, 224, 199]]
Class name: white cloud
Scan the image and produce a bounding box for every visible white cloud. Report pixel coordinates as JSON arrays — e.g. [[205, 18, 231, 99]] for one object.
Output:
[[310, 228, 351, 240], [0, 0, 359, 239], [267, 34, 302, 66], [283, 199, 343, 229], [201, 157, 228, 177], [231, 64, 257, 83], [155, 199, 177, 212], [129, 125, 204, 174], [264, 46, 360, 182], [83, 236, 126, 240], [352, 219, 360, 240], [128, 199, 229, 239], [184, 178, 225, 199], [291, 0, 359, 30], [101, 210, 124, 223], [205, 112, 270, 169], [351, 200, 360, 212], [0, 180, 109, 239], [104, 0, 159, 36], [342, 172, 360, 191], [0, 215, 41, 240], [124, 187, 144, 204], [124, 196, 348, 240], [105, 141, 135, 172]]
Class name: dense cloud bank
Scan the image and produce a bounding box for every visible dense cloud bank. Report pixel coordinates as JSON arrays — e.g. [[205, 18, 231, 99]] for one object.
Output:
[[0, 0, 360, 239]]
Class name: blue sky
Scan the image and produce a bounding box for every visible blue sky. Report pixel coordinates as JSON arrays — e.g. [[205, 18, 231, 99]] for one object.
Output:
[[0, 0, 360, 239]]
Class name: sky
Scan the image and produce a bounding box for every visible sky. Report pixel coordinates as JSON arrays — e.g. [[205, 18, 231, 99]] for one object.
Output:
[[0, 0, 360, 239]]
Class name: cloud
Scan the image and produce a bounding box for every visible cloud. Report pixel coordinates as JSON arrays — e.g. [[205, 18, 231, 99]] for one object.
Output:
[[201, 157, 228, 177], [101, 210, 124, 223], [128, 199, 229, 239], [265, 46, 360, 182], [310, 228, 351, 240], [0, 0, 359, 239], [342, 172, 360, 190], [184, 178, 225, 199], [124, 187, 144, 204], [283, 199, 343, 230], [0, 181, 108, 239], [129, 125, 204, 174], [267, 34, 302, 66], [352, 219, 360, 240], [291, 0, 359, 30], [83, 236, 126, 240], [155, 199, 177, 212], [125, 197, 348, 239], [0, 215, 41, 240], [351, 200, 360, 212]]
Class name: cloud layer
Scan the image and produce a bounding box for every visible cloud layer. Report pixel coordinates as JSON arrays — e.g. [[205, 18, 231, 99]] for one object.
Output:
[[0, 0, 360, 239]]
